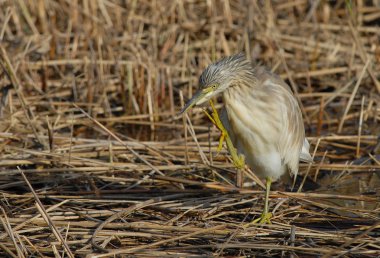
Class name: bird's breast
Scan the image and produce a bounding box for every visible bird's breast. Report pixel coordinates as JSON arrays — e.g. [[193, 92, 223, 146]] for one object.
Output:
[[222, 87, 286, 179], [223, 87, 282, 151]]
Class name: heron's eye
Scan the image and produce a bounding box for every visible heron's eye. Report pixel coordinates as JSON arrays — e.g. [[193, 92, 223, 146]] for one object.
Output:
[[203, 84, 217, 93], [210, 84, 217, 90]]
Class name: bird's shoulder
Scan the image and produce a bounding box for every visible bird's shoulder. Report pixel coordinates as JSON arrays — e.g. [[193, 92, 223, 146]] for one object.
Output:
[[252, 65, 292, 93]]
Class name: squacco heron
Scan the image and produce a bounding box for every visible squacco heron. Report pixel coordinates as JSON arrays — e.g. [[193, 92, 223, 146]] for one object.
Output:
[[180, 53, 312, 223]]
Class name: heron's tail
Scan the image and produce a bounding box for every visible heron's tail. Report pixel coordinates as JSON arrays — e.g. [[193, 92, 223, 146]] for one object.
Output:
[[299, 138, 313, 163]]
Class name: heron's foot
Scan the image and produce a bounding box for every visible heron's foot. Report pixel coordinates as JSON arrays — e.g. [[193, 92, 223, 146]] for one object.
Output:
[[202, 107, 227, 154], [217, 130, 226, 153], [242, 211, 272, 228], [252, 211, 272, 224], [204, 100, 228, 153], [205, 100, 246, 170], [244, 177, 273, 226], [232, 154, 245, 169], [209, 100, 226, 133]]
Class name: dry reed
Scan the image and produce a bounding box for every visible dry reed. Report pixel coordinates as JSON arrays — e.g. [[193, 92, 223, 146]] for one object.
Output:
[[0, 0, 379, 257]]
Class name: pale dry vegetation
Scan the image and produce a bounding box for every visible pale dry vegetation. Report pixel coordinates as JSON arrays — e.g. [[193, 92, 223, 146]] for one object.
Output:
[[0, 0, 380, 257]]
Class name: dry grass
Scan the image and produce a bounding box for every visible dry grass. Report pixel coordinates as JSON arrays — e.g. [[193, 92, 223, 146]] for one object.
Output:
[[0, 0, 380, 257]]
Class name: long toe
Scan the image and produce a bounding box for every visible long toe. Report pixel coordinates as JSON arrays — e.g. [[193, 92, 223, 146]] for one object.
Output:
[[252, 212, 272, 224]]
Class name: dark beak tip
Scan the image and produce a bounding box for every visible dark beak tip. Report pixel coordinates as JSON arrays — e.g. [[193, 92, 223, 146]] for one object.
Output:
[[176, 90, 203, 118], [176, 106, 190, 118], [175, 107, 188, 118]]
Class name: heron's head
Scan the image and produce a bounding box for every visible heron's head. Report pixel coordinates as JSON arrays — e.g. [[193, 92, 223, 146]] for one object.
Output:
[[179, 53, 253, 114]]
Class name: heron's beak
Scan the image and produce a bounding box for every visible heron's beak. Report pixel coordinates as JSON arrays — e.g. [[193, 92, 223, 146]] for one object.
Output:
[[178, 89, 212, 115]]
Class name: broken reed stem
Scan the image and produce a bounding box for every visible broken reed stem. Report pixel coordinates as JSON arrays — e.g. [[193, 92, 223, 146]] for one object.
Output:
[[0, 1, 379, 257]]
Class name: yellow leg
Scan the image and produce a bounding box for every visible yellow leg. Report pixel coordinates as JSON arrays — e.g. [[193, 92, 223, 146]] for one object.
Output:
[[252, 177, 273, 224], [217, 130, 226, 153], [204, 100, 245, 169], [203, 101, 272, 221], [202, 108, 225, 153]]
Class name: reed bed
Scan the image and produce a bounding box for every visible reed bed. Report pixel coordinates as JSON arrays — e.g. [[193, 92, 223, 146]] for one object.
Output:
[[0, 0, 380, 257]]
